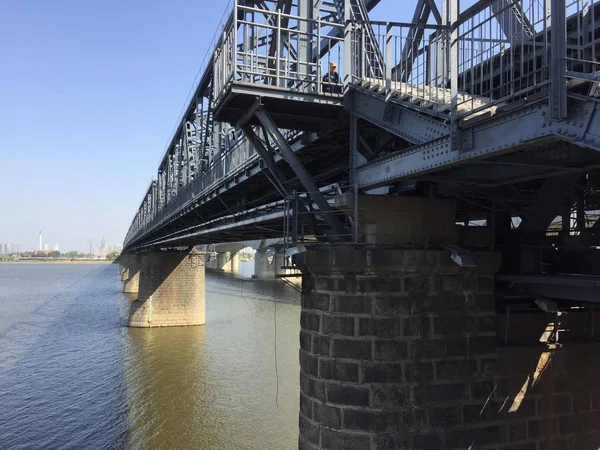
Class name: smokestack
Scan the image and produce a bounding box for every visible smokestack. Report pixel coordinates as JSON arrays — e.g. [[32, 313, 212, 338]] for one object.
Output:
[[39, 231, 42, 251]]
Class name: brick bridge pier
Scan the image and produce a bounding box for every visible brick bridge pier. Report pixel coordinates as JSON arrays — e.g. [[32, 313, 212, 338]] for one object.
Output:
[[294, 247, 600, 450]]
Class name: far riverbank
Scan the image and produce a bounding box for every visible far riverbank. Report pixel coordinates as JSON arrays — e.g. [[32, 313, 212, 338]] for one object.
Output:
[[0, 259, 114, 264]]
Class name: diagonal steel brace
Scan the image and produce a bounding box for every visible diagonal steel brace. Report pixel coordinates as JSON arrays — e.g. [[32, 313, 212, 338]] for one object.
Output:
[[254, 106, 347, 240]]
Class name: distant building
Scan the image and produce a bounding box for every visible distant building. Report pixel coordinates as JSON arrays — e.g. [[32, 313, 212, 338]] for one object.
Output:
[[0, 244, 5, 254], [10, 243, 19, 254], [2, 244, 8, 255], [33, 249, 52, 256], [53, 244, 59, 252], [107, 244, 123, 254]]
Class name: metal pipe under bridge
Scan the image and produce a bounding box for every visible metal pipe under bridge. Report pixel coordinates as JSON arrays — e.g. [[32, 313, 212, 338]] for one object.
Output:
[[120, 0, 600, 448]]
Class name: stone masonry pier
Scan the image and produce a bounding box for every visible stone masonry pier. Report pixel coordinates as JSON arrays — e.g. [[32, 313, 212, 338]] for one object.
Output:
[[128, 249, 205, 327], [295, 247, 600, 450]]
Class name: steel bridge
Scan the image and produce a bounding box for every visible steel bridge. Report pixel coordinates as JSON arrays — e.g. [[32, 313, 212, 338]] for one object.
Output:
[[123, 0, 600, 305]]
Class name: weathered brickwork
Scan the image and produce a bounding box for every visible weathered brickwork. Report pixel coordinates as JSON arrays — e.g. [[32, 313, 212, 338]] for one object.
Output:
[[128, 249, 205, 327], [494, 312, 600, 450], [295, 248, 600, 450], [123, 254, 141, 294]]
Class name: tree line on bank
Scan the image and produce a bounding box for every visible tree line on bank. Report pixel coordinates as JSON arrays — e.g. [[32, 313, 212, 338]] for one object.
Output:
[[0, 251, 120, 262]]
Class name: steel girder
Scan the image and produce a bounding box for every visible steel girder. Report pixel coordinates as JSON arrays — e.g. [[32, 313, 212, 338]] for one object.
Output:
[[356, 102, 551, 189], [517, 173, 581, 235], [490, 0, 534, 41], [356, 96, 600, 190], [347, 85, 451, 144]]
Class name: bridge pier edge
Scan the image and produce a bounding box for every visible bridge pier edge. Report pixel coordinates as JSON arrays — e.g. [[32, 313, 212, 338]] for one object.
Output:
[[295, 247, 504, 449], [119, 254, 129, 281], [123, 254, 141, 294], [254, 251, 274, 279], [128, 249, 206, 327], [224, 252, 239, 274]]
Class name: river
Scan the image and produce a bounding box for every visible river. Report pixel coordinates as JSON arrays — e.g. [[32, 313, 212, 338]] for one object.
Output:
[[0, 262, 300, 449]]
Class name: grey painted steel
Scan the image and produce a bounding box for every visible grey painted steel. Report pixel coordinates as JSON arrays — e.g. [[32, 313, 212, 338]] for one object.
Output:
[[518, 173, 581, 235], [348, 82, 451, 145], [123, 0, 596, 253], [490, 0, 534, 40], [551, 0, 568, 119], [254, 107, 347, 239], [241, 125, 290, 198], [498, 275, 600, 303], [356, 103, 551, 189]]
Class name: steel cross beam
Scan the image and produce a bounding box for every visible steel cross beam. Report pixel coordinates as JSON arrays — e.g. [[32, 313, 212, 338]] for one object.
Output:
[[253, 106, 347, 240], [491, 0, 534, 40], [399, 0, 436, 81], [241, 125, 290, 198]]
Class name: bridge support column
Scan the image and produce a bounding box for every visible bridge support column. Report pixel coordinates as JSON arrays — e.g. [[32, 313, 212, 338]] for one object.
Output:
[[120, 254, 129, 281], [253, 251, 273, 279], [295, 247, 503, 449], [216, 252, 228, 272], [123, 254, 141, 294], [224, 252, 239, 274], [274, 253, 285, 277], [128, 249, 205, 327]]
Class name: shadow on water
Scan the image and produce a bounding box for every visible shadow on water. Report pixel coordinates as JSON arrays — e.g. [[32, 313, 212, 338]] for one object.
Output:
[[205, 269, 301, 306]]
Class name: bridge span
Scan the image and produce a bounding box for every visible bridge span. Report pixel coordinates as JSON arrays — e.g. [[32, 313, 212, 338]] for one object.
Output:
[[120, 0, 600, 448]]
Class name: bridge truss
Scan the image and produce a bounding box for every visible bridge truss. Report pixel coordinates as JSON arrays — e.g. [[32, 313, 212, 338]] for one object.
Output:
[[124, 0, 600, 305]]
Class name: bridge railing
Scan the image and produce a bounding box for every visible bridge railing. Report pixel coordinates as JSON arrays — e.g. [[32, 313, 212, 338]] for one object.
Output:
[[564, 0, 600, 84], [454, 0, 551, 114], [214, 2, 346, 105], [124, 127, 304, 247], [348, 21, 452, 109], [347, 0, 592, 120]]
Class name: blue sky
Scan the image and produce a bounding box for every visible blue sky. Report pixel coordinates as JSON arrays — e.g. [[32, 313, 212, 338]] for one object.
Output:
[[0, 0, 432, 252]]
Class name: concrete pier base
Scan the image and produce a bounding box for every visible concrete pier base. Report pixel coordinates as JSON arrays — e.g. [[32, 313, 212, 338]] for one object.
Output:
[[123, 254, 140, 294], [128, 249, 205, 327]]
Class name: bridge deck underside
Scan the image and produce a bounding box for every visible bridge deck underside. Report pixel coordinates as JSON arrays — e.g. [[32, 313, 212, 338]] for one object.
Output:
[[126, 125, 350, 250], [214, 83, 344, 130]]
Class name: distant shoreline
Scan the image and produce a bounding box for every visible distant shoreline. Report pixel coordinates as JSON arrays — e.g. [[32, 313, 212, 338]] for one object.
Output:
[[0, 260, 114, 265]]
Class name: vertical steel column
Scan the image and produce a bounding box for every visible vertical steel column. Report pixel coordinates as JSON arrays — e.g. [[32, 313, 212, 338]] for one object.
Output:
[[435, 0, 450, 88], [343, 0, 353, 84], [449, 0, 459, 129], [152, 180, 158, 220], [165, 153, 171, 204], [385, 23, 392, 92], [349, 113, 359, 243], [549, 0, 567, 119], [298, 0, 314, 90], [181, 126, 190, 187]]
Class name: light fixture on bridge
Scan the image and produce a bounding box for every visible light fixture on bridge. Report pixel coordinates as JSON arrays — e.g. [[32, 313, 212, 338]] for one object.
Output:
[[264, 248, 276, 257], [444, 245, 476, 268]]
